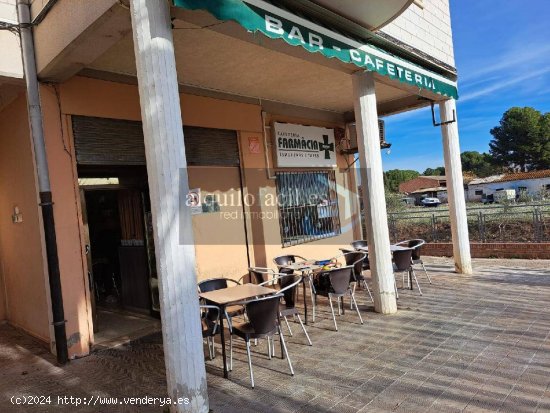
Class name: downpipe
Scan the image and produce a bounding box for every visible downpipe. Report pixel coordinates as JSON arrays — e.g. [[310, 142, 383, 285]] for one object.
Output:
[[16, 0, 68, 364]]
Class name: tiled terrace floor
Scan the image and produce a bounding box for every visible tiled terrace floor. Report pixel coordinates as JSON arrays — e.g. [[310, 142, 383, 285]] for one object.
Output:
[[1, 257, 550, 412]]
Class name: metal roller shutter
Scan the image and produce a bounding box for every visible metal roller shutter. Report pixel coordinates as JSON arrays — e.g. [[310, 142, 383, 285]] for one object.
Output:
[[183, 126, 239, 167], [72, 116, 239, 167], [72, 116, 146, 166]]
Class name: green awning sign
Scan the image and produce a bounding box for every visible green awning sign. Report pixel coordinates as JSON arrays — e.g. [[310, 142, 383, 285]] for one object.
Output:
[[174, 0, 458, 99]]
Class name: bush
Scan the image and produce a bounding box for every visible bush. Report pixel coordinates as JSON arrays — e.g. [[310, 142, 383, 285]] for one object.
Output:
[[386, 191, 406, 213]]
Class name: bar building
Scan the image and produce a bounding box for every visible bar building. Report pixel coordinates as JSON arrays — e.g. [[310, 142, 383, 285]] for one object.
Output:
[[0, 0, 471, 411]]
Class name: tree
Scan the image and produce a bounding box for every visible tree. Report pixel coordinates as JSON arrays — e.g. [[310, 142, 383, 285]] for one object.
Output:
[[537, 112, 550, 170], [461, 151, 498, 177], [423, 167, 445, 176], [383, 169, 419, 193], [489, 107, 550, 171]]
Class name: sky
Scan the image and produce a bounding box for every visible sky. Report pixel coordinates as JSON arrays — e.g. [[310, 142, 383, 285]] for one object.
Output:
[[381, 0, 550, 173]]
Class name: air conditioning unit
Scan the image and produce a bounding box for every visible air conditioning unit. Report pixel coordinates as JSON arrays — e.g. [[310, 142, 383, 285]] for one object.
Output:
[[342, 120, 391, 154]]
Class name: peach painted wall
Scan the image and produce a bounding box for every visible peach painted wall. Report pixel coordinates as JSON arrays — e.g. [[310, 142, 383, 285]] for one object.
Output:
[[59, 76, 263, 132], [60, 77, 360, 275], [39, 76, 264, 355], [44, 76, 360, 356], [0, 94, 51, 341]]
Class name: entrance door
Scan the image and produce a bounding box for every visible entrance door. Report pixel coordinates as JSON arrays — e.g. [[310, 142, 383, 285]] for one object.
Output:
[[79, 182, 159, 346], [117, 188, 151, 313], [82, 189, 124, 311]]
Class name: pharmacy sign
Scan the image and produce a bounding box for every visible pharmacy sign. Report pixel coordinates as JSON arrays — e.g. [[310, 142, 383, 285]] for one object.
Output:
[[274, 122, 337, 168]]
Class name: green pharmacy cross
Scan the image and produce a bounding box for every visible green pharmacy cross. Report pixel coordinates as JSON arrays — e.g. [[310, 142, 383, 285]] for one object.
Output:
[[320, 135, 334, 160]]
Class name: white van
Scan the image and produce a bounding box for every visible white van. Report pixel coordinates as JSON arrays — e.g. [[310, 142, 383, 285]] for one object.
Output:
[[494, 189, 516, 202]]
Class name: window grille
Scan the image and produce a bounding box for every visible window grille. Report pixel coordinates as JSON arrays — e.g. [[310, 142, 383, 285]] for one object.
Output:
[[276, 170, 341, 247]]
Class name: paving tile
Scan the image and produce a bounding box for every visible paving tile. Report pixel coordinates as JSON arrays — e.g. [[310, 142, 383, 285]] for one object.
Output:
[[1, 257, 550, 412]]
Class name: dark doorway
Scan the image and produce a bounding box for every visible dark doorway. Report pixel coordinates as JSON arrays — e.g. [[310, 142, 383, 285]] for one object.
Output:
[[79, 173, 160, 347], [83, 185, 156, 313], [85, 190, 123, 310]]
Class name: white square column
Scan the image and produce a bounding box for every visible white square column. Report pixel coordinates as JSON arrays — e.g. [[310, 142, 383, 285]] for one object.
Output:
[[352, 71, 397, 314], [440, 99, 473, 274], [130, 0, 209, 412]]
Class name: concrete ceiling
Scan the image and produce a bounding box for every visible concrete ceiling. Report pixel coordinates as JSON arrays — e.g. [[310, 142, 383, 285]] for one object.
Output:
[[88, 21, 414, 114]]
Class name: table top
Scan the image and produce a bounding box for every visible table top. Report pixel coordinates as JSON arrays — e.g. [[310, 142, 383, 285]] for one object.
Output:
[[281, 261, 322, 271], [358, 245, 410, 252], [199, 283, 276, 306]]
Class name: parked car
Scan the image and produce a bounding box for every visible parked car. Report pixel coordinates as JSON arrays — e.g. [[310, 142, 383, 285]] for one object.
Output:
[[421, 197, 441, 207]]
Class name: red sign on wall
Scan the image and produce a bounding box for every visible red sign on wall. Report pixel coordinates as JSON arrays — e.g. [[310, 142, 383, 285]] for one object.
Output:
[[248, 137, 261, 154]]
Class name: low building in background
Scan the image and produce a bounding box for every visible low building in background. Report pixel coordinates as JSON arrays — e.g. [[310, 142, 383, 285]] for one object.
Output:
[[467, 170, 550, 202], [399, 175, 447, 194]]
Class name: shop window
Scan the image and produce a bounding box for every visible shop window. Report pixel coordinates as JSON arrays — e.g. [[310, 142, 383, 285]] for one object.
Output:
[[276, 171, 341, 247]]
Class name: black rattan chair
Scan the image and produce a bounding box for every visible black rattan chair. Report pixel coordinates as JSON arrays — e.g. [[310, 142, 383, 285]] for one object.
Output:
[[198, 278, 244, 331], [311, 266, 364, 331], [339, 249, 373, 305], [200, 304, 220, 360], [239, 267, 274, 285], [395, 239, 431, 283], [273, 254, 315, 313], [260, 273, 312, 346], [229, 294, 294, 388], [349, 241, 370, 270], [340, 248, 374, 310], [273, 255, 308, 274], [393, 248, 422, 295]]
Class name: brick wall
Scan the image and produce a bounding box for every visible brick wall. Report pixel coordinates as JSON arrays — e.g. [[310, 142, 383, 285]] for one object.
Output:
[[381, 0, 455, 68], [423, 243, 550, 259]]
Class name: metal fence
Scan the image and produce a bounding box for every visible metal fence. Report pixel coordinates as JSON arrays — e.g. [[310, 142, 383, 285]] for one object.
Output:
[[387, 203, 550, 243]]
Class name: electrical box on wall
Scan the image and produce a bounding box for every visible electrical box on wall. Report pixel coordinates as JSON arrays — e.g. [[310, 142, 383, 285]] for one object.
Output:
[[12, 206, 23, 224]]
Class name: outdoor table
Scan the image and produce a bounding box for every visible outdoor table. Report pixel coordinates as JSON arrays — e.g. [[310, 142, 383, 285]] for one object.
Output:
[[357, 245, 414, 290], [280, 260, 322, 325], [199, 283, 275, 379]]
